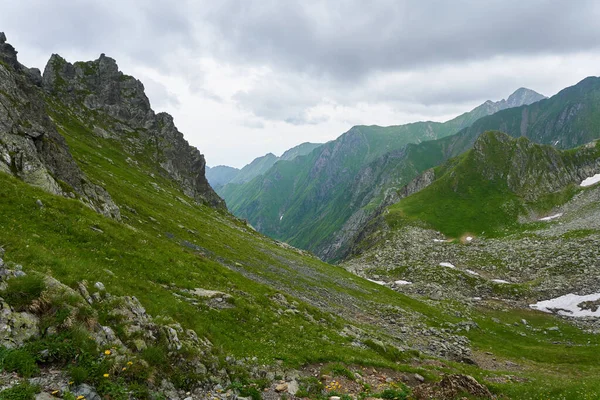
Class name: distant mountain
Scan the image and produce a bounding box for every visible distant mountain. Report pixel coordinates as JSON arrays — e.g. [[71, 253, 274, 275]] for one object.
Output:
[[206, 165, 240, 189], [214, 142, 322, 189], [219, 88, 546, 260], [280, 142, 322, 161], [324, 76, 600, 261]]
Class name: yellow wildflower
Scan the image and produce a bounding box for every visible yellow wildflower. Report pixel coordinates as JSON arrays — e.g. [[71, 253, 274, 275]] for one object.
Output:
[[103, 373, 109, 378], [76, 396, 85, 400], [127, 361, 133, 365], [104, 349, 111, 355]]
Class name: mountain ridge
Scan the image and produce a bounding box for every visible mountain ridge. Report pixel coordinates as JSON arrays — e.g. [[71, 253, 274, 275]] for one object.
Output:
[[220, 87, 546, 261]]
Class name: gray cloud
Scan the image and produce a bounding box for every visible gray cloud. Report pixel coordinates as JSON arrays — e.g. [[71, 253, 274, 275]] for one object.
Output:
[[1, 1, 599, 166], [204, 0, 600, 81]]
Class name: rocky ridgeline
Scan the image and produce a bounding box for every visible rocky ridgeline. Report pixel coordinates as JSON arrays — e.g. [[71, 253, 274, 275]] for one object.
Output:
[[0, 33, 120, 219], [0, 32, 223, 218], [42, 50, 223, 209]]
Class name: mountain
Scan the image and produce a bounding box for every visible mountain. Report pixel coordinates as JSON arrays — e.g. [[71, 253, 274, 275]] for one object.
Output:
[[1, 33, 598, 399], [205, 165, 239, 189], [280, 142, 323, 161], [219, 88, 545, 261], [324, 76, 600, 261], [343, 131, 600, 305], [221, 142, 322, 187]]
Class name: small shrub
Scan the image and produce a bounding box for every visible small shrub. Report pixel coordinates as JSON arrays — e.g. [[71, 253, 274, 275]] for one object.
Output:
[[0, 383, 40, 400], [69, 365, 89, 385], [3, 274, 45, 311], [379, 386, 410, 400], [238, 386, 261, 400], [141, 346, 167, 366], [323, 363, 355, 380], [1, 349, 39, 377]]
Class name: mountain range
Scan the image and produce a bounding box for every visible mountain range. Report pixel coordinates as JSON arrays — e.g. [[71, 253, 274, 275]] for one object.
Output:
[[1, 31, 600, 399], [218, 87, 546, 261]]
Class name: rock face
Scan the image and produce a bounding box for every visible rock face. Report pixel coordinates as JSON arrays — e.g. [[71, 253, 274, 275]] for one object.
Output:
[[42, 53, 224, 209], [0, 33, 120, 219]]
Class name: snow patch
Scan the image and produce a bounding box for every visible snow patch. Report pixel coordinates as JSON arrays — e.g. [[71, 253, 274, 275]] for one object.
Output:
[[279, 215, 283, 221], [581, 173, 600, 187], [433, 239, 446, 243], [367, 279, 386, 286], [539, 213, 563, 221], [466, 236, 473, 242], [530, 292, 600, 317], [439, 262, 456, 269], [492, 279, 510, 284], [394, 280, 412, 285], [465, 269, 480, 276]]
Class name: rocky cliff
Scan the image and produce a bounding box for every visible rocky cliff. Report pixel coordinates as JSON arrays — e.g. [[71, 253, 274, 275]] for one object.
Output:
[[42, 52, 224, 209], [0, 33, 120, 218]]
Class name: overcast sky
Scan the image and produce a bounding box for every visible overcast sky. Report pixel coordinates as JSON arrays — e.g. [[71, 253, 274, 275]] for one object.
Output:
[[2, 1, 600, 168]]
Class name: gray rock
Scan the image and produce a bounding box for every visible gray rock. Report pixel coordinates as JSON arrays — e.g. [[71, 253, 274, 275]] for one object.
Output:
[[36, 199, 44, 208], [414, 373, 425, 383], [0, 37, 121, 220], [0, 32, 6, 44], [72, 384, 101, 400], [94, 281, 106, 291], [35, 393, 58, 400], [0, 300, 39, 348], [287, 380, 299, 395]]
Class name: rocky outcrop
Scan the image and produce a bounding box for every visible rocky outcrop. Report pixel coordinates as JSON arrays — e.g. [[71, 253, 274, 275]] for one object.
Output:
[[42, 53, 224, 209], [0, 33, 120, 219], [472, 131, 600, 201]]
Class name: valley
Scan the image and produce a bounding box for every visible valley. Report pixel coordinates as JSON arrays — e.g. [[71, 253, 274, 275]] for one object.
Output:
[[0, 27, 599, 400]]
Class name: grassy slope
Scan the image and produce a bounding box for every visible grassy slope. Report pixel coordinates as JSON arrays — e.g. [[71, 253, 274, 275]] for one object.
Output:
[[1, 101, 453, 369], [1, 99, 599, 397], [386, 133, 600, 238]]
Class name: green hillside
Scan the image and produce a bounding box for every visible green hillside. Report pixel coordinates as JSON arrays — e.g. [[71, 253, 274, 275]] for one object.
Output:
[[387, 131, 600, 238]]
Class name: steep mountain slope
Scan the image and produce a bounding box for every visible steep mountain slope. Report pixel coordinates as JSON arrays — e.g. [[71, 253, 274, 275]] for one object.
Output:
[[220, 89, 545, 261], [327, 76, 600, 262], [206, 165, 240, 189], [343, 131, 600, 309], [0, 33, 120, 219]]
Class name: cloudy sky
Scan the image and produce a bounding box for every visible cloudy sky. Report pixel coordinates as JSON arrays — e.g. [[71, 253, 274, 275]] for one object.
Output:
[[2, 1, 600, 168]]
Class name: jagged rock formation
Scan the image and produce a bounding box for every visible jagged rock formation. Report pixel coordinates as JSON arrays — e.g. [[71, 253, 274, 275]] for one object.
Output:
[[0, 33, 120, 218], [42, 52, 224, 209]]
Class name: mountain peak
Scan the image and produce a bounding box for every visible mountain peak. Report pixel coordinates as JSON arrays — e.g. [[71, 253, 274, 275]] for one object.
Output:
[[506, 87, 546, 108]]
